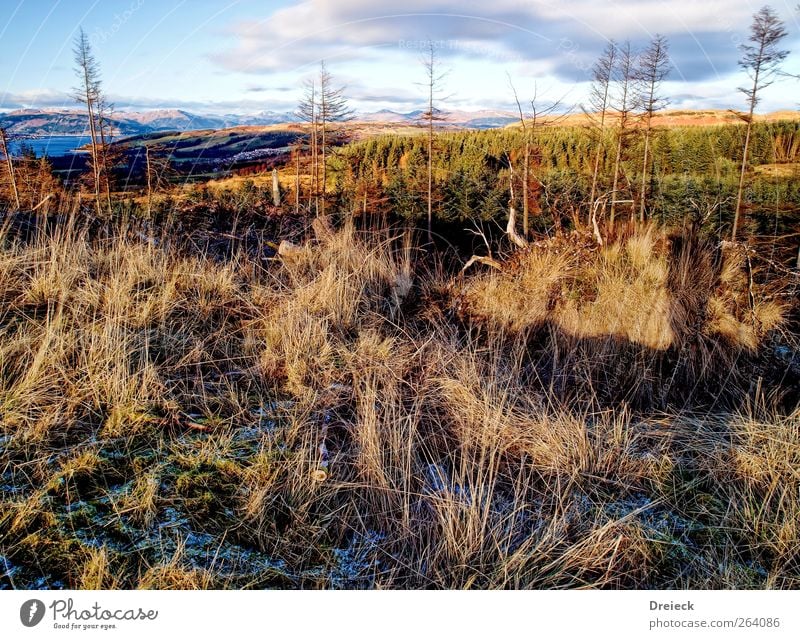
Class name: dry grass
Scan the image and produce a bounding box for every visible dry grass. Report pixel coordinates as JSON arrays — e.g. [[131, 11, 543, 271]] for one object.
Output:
[[0, 214, 797, 589], [462, 224, 783, 353]]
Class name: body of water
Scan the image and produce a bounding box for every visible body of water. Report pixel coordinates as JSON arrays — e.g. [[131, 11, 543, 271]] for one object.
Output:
[[9, 135, 97, 157]]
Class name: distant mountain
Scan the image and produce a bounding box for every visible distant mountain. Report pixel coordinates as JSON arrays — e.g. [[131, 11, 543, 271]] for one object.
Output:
[[359, 109, 415, 123], [0, 108, 148, 137], [119, 109, 228, 131], [456, 109, 519, 129], [120, 109, 300, 130], [0, 108, 301, 137], [229, 111, 299, 126], [0, 106, 517, 138], [358, 108, 517, 129]]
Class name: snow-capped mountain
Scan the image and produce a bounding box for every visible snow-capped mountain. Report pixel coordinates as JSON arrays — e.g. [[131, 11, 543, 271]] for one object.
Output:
[[0, 106, 517, 137]]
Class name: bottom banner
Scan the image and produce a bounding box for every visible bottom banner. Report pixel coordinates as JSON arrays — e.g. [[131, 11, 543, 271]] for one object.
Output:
[[1, 590, 797, 638]]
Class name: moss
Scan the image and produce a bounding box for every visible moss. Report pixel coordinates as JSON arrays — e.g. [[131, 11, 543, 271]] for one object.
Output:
[[11, 531, 86, 587], [173, 458, 243, 524]]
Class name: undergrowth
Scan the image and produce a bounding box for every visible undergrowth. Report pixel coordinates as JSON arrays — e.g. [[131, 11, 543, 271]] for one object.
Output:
[[0, 214, 798, 589]]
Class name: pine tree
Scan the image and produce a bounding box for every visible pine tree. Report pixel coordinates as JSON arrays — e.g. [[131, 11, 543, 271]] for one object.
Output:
[[509, 78, 565, 239], [586, 41, 618, 223], [609, 41, 637, 229], [317, 61, 353, 217], [296, 79, 318, 213], [419, 41, 448, 243], [635, 34, 670, 222], [72, 28, 104, 217], [732, 5, 789, 240]]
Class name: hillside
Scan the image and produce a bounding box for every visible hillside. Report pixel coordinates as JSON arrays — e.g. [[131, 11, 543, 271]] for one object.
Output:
[[6, 107, 797, 146], [508, 109, 800, 129], [0, 108, 300, 137], [0, 107, 524, 138]]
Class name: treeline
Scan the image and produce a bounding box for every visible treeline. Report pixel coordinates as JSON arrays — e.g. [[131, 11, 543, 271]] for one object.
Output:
[[340, 120, 800, 181], [319, 6, 797, 249], [328, 120, 800, 233]]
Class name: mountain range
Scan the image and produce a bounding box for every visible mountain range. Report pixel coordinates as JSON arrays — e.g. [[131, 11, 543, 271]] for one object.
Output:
[[0, 107, 519, 137], [0, 108, 300, 137]]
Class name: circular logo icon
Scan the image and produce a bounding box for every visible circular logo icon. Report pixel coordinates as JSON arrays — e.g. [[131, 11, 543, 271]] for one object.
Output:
[[20, 599, 46, 627]]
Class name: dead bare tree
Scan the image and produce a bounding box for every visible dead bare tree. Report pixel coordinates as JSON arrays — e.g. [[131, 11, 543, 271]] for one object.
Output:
[[732, 5, 789, 241], [585, 41, 618, 225], [72, 28, 104, 217], [96, 93, 122, 214], [609, 41, 637, 230], [508, 78, 568, 239], [509, 80, 532, 241], [145, 145, 153, 215], [272, 168, 281, 207], [635, 34, 670, 223], [296, 79, 318, 214], [317, 61, 353, 218], [296, 151, 301, 215], [290, 140, 302, 215], [504, 151, 528, 249], [419, 41, 448, 244]]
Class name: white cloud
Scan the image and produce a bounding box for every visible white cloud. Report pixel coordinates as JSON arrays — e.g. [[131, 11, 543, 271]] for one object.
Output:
[[0, 88, 75, 110], [211, 0, 799, 80]]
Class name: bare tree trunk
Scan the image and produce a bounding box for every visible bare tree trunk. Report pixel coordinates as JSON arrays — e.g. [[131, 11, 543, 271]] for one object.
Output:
[[636, 34, 671, 223], [320, 99, 327, 217], [312, 117, 318, 216], [79, 58, 101, 215], [295, 148, 300, 215], [86, 98, 101, 216], [610, 132, 624, 230], [145, 145, 152, 216], [81, 69, 101, 217], [732, 7, 789, 240], [0, 129, 20, 210], [506, 158, 528, 249], [272, 168, 281, 207], [522, 142, 529, 237], [427, 79, 433, 244], [296, 80, 316, 216], [419, 42, 446, 244], [587, 42, 617, 227], [73, 29, 109, 218], [97, 107, 113, 215], [733, 105, 755, 241], [609, 42, 634, 231], [639, 124, 652, 223], [589, 111, 607, 223], [591, 200, 604, 246]]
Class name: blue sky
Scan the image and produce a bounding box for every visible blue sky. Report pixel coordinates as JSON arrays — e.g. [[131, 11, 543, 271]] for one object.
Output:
[[1, 0, 798, 115]]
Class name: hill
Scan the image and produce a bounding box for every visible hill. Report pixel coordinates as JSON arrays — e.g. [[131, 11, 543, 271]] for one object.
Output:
[[0, 107, 524, 138], [0, 108, 300, 137], [508, 109, 800, 129]]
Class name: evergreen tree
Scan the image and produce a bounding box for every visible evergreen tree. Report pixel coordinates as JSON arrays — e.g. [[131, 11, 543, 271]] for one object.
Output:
[[732, 5, 789, 240], [635, 34, 670, 222]]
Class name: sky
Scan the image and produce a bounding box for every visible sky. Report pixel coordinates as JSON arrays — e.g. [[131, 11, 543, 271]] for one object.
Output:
[[1, 0, 799, 116]]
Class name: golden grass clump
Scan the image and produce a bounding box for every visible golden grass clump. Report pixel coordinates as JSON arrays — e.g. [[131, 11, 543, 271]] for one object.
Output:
[[462, 226, 784, 355]]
